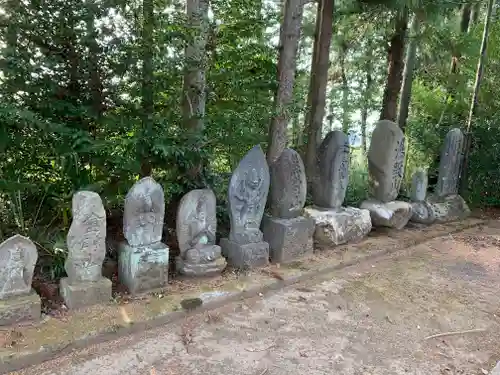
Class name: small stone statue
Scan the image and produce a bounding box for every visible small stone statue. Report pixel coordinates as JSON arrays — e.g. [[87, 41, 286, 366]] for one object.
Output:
[[176, 189, 226, 276]]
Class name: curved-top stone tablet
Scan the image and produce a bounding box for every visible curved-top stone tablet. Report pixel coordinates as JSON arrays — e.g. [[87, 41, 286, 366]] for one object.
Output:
[[436, 128, 464, 198]]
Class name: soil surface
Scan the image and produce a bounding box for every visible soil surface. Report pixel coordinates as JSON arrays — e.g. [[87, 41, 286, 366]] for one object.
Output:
[[8, 220, 500, 375]]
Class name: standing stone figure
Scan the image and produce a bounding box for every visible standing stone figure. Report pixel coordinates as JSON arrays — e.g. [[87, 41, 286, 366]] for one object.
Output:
[[60, 191, 111, 309], [360, 120, 412, 229], [426, 128, 470, 222], [220, 145, 270, 268], [0, 235, 40, 326], [176, 189, 227, 276], [119, 177, 169, 294], [262, 148, 314, 263], [304, 130, 372, 246], [409, 169, 435, 225]]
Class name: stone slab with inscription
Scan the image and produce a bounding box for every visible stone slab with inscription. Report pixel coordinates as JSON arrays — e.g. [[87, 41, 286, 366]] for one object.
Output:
[[262, 214, 314, 264], [119, 242, 169, 294], [304, 207, 372, 247], [0, 235, 41, 326], [360, 200, 412, 230]]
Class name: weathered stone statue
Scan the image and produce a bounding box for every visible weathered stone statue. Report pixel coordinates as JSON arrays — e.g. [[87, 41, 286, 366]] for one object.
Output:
[[426, 128, 470, 222], [262, 148, 314, 263], [176, 189, 227, 276], [409, 169, 436, 225], [0, 235, 40, 326], [119, 177, 169, 294], [220, 145, 270, 268], [360, 120, 412, 229], [60, 191, 112, 309], [304, 131, 371, 246]]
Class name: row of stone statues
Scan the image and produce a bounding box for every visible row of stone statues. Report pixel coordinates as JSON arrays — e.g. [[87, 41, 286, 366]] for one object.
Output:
[[0, 120, 469, 326]]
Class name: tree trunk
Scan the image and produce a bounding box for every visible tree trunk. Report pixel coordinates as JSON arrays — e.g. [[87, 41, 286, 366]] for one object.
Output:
[[86, 2, 104, 126], [140, 0, 154, 176], [182, 0, 209, 132], [469, 2, 481, 30], [397, 13, 420, 131], [451, 3, 472, 74], [361, 42, 373, 155], [303, 0, 334, 178], [267, 0, 305, 164], [379, 8, 408, 123], [340, 41, 349, 133], [460, 0, 495, 198]]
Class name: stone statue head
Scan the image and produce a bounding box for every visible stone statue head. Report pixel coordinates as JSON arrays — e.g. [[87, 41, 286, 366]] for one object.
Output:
[[246, 168, 261, 190]]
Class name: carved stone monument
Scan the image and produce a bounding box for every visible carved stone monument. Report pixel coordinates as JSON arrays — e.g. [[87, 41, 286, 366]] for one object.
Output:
[[0, 235, 40, 326], [262, 148, 314, 263], [119, 177, 169, 294], [304, 131, 371, 247], [409, 169, 435, 225], [220, 145, 270, 268], [60, 191, 111, 309], [360, 120, 412, 229], [426, 128, 470, 222], [176, 189, 227, 276]]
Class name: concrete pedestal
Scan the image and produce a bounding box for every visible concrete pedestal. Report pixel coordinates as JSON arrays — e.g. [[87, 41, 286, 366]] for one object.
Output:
[[60, 277, 112, 309], [0, 291, 41, 326], [220, 238, 269, 269]]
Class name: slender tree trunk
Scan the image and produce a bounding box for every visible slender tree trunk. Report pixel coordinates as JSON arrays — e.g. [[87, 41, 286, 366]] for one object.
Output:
[[360, 43, 373, 155], [140, 0, 154, 176], [379, 8, 408, 122], [397, 13, 420, 131], [451, 3, 472, 74], [327, 82, 335, 131], [183, 0, 209, 132], [86, 2, 104, 125], [340, 41, 349, 133], [460, 0, 495, 198], [304, 0, 334, 179], [469, 2, 481, 30], [267, 0, 305, 164]]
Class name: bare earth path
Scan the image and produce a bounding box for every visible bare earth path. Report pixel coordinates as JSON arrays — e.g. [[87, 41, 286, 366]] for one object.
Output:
[[11, 222, 500, 375]]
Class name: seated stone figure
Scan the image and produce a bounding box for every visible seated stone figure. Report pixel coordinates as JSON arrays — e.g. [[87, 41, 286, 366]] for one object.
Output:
[[176, 189, 227, 277]]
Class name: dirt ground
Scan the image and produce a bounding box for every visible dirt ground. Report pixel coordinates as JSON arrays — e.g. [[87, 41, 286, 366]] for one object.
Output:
[[9, 221, 500, 375]]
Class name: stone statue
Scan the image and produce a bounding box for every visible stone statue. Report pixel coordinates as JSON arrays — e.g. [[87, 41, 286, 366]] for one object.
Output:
[[176, 189, 226, 276]]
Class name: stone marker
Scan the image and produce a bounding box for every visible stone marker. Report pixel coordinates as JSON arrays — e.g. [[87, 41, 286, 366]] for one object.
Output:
[[304, 131, 372, 247], [0, 235, 40, 326], [361, 120, 412, 229], [60, 191, 111, 309], [119, 177, 169, 294], [262, 148, 314, 263], [409, 169, 435, 225], [176, 189, 227, 276], [220, 145, 270, 268]]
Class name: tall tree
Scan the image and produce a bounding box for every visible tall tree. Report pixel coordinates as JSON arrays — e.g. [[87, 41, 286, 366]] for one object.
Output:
[[379, 8, 408, 122], [267, 0, 306, 164], [360, 41, 373, 154], [304, 0, 334, 177]]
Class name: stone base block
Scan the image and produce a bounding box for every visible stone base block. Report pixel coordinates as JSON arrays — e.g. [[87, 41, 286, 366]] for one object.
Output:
[[360, 199, 412, 230], [304, 206, 372, 246], [428, 194, 471, 223], [262, 215, 314, 264], [119, 241, 169, 294], [220, 238, 269, 269], [0, 291, 41, 326], [176, 256, 227, 277], [60, 277, 112, 309], [411, 201, 436, 225]]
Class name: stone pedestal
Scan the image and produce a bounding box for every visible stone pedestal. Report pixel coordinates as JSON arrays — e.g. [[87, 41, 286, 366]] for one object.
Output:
[[304, 206, 372, 246], [119, 241, 169, 294], [410, 201, 435, 225], [176, 256, 227, 277], [60, 277, 112, 309], [360, 200, 412, 230], [0, 291, 41, 326], [262, 215, 314, 264], [427, 194, 470, 223], [220, 238, 269, 269]]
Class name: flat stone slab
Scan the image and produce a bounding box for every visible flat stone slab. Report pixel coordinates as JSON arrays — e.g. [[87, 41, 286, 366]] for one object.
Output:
[[428, 194, 471, 223], [119, 242, 169, 294], [220, 238, 269, 269], [304, 206, 372, 246], [0, 291, 41, 326], [175, 256, 227, 277], [60, 277, 112, 310], [360, 199, 412, 230], [262, 215, 314, 264]]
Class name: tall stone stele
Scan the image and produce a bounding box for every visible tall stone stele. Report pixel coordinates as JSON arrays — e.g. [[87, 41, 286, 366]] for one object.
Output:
[[304, 130, 372, 247], [360, 120, 412, 229], [176, 189, 227, 276], [262, 148, 314, 263], [0, 235, 40, 326], [427, 128, 470, 222], [220, 145, 270, 268], [119, 177, 169, 294], [60, 191, 112, 309]]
